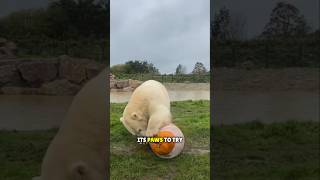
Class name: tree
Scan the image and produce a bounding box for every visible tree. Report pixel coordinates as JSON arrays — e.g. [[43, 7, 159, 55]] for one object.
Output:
[[261, 2, 310, 39], [175, 64, 187, 74], [211, 7, 231, 41], [112, 60, 159, 74], [111, 64, 129, 75], [192, 62, 207, 75], [46, 0, 109, 39], [211, 7, 247, 41]]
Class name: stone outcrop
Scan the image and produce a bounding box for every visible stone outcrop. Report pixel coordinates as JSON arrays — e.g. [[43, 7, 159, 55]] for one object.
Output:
[[0, 55, 105, 95], [0, 38, 16, 59], [18, 60, 58, 86], [39, 79, 81, 95], [110, 78, 142, 92], [0, 64, 20, 85]]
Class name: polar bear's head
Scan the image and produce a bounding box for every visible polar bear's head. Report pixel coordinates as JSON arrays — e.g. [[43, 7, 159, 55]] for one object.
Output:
[[120, 112, 148, 136]]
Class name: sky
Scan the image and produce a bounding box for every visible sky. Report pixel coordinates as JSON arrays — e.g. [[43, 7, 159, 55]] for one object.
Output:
[[111, 0, 210, 74]]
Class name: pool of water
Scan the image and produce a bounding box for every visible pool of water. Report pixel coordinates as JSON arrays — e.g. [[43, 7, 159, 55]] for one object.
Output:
[[110, 90, 210, 103], [0, 95, 73, 130], [213, 91, 319, 125], [0, 90, 318, 130]]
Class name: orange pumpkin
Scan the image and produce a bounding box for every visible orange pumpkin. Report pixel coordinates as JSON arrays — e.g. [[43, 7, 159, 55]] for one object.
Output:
[[150, 131, 175, 155]]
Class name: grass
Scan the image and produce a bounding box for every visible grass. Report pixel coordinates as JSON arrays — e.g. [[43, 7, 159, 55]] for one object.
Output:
[[213, 120, 320, 180], [115, 73, 210, 83], [0, 129, 57, 180], [110, 100, 210, 180], [0, 101, 318, 180]]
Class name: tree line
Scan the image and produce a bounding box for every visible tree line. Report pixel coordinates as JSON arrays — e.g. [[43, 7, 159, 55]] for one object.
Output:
[[111, 61, 208, 76], [0, 0, 109, 40], [212, 2, 316, 41], [0, 0, 109, 60], [211, 2, 319, 68]]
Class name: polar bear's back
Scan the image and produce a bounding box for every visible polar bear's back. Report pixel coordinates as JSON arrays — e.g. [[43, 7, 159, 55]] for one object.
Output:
[[128, 80, 170, 110]]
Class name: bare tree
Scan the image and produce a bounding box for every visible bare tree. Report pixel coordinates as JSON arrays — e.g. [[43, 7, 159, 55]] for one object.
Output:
[[211, 6, 247, 41], [192, 62, 207, 75], [261, 2, 310, 39], [175, 64, 187, 75]]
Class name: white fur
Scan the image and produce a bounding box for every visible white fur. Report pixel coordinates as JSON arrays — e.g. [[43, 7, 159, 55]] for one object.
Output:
[[121, 80, 172, 136], [37, 69, 107, 180]]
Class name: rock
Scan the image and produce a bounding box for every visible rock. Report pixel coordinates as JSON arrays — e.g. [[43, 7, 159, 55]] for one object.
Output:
[[109, 73, 115, 80], [18, 60, 58, 86], [5, 41, 17, 51], [122, 86, 134, 92], [115, 80, 129, 89], [59, 55, 89, 84], [110, 80, 116, 89], [0, 38, 17, 59], [0, 65, 20, 85], [128, 79, 142, 89], [86, 63, 105, 79], [0, 37, 7, 45], [1, 87, 39, 95], [40, 79, 81, 95]]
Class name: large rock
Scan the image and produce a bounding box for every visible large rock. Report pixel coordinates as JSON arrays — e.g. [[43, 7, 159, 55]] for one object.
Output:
[[110, 80, 116, 89], [128, 79, 142, 89], [86, 62, 105, 79], [0, 65, 20, 85], [59, 55, 88, 84], [0, 38, 17, 59], [115, 80, 129, 89], [18, 60, 58, 86], [59, 55, 105, 84], [40, 79, 81, 95]]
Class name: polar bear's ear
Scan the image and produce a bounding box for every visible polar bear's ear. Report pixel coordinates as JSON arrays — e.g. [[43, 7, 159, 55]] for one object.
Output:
[[70, 161, 88, 179], [131, 112, 141, 120], [120, 117, 124, 122]]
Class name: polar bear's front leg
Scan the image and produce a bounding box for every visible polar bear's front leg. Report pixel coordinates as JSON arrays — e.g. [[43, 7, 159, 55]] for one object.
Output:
[[146, 107, 172, 137]]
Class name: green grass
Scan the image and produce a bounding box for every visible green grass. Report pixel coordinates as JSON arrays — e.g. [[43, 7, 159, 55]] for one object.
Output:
[[0, 100, 318, 180], [213, 121, 320, 180], [0, 129, 57, 180], [115, 73, 210, 83], [110, 100, 210, 180]]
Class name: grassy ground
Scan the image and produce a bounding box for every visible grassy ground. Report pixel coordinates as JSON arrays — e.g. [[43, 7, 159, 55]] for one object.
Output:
[[213, 121, 320, 180], [110, 100, 210, 180], [0, 100, 318, 180], [0, 129, 56, 180]]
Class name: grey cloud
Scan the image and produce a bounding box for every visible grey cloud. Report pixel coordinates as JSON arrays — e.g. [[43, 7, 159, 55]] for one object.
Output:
[[111, 0, 210, 74]]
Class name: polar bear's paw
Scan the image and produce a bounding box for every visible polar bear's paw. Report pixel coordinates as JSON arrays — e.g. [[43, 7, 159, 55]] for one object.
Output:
[[146, 128, 159, 137]]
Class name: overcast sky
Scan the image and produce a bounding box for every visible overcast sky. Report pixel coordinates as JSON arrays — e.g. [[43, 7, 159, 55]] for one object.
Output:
[[111, 0, 210, 74]]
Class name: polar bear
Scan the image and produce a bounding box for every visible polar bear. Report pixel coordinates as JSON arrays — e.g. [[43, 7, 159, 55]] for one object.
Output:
[[120, 80, 172, 137], [35, 69, 107, 180]]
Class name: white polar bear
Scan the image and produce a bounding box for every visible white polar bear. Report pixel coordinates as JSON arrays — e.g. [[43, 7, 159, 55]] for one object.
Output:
[[120, 80, 172, 137], [35, 69, 107, 180]]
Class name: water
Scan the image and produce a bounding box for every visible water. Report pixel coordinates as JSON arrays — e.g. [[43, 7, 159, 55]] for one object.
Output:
[[110, 90, 210, 103], [0, 90, 318, 130], [0, 95, 73, 130], [213, 91, 319, 125]]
